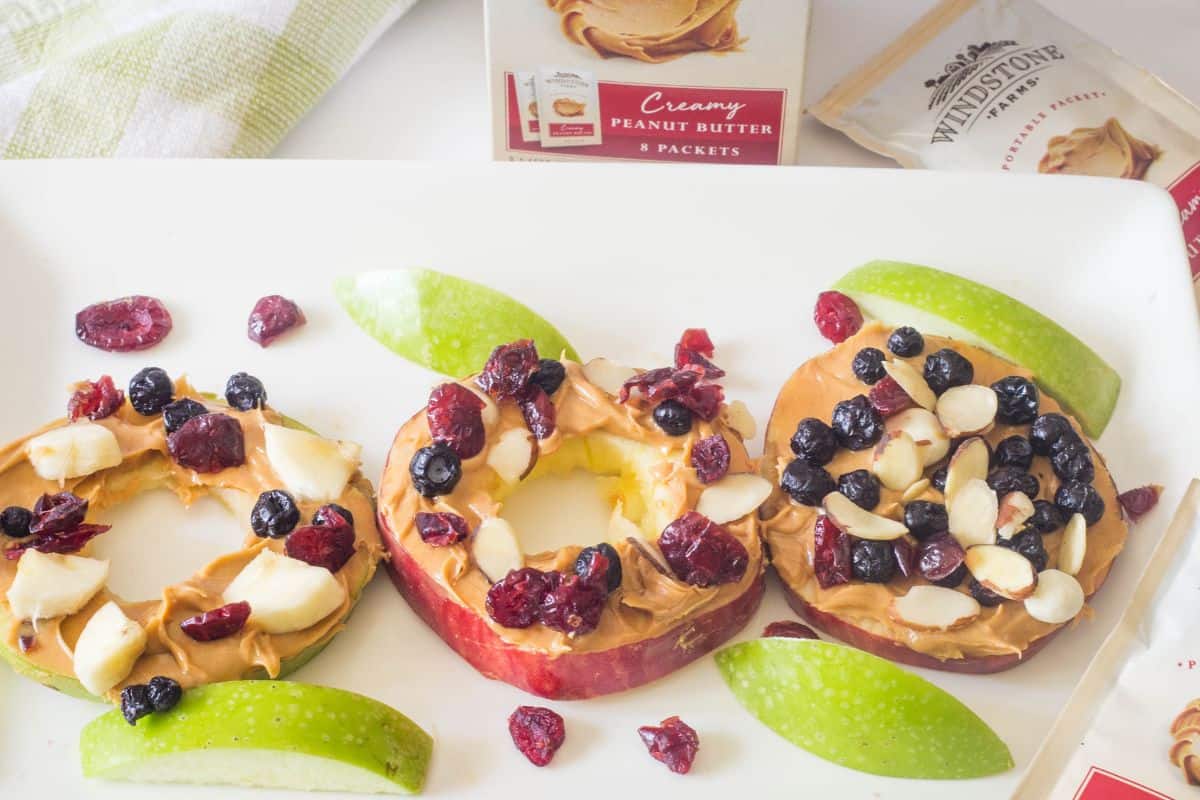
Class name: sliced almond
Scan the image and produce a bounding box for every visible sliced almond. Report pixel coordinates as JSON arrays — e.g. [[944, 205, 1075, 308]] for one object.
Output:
[[486, 427, 537, 484], [948, 478, 998, 547], [1024, 569, 1085, 623], [935, 385, 998, 438], [943, 437, 989, 503], [582, 358, 638, 396], [882, 360, 936, 410], [964, 544, 1038, 600], [996, 492, 1035, 540], [871, 431, 923, 491], [696, 473, 772, 524], [901, 478, 931, 504], [471, 517, 524, 582], [885, 408, 950, 467], [722, 400, 756, 440], [890, 586, 981, 631], [1058, 513, 1087, 575], [822, 492, 908, 541]]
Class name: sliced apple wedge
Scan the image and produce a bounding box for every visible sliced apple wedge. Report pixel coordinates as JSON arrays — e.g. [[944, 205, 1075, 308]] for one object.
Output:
[[943, 437, 989, 503], [885, 408, 949, 467], [882, 360, 936, 410], [996, 492, 1035, 540], [1024, 569, 1085, 623], [948, 478, 998, 547], [471, 517, 523, 582], [582, 358, 638, 396], [263, 423, 362, 503], [72, 601, 147, 696], [890, 586, 981, 631], [486, 427, 537, 484], [6, 550, 109, 621], [872, 431, 923, 491], [1058, 513, 1087, 575], [722, 400, 757, 440], [696, 473, 772, 524], [223, 550, 345, 634], [26, 422, 122, 481], [822, 493, 908, 541], [964, 545, 1038, 600]]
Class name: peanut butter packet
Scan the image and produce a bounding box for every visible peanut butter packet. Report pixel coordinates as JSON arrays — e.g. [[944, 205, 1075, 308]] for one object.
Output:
[[812, 0, 1200, 296]]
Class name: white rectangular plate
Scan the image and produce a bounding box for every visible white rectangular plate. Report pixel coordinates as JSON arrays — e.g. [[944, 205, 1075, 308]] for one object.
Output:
[[0, 161, 1195, 799]]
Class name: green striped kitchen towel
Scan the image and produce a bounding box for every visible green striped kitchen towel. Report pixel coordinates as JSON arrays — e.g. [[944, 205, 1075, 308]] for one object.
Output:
[[0, 0, 419, 157]]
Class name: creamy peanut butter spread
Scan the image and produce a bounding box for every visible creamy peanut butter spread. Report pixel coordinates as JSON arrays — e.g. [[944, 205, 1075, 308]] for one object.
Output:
[[760, 324, 1127, 663], [546, 0, 743, 63], [379, 361, 763, 656], [552, 98, 587, 117], [0, 379, 381, 700], [1038, 117, 1161, 180]]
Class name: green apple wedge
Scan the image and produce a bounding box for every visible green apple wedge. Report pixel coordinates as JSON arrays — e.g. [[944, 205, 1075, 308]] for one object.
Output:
[[715, 638, 1013, 779], [334, 268, 579, 378], [833, 261, 1120, 438], [81, 681, 432, 794]]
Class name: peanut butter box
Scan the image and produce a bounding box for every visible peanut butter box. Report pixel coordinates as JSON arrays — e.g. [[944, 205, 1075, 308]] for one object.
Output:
[[487, 1, 811, 166]]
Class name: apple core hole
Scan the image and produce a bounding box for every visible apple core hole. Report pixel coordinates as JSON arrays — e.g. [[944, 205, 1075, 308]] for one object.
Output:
[[500, 469, 615, 555]]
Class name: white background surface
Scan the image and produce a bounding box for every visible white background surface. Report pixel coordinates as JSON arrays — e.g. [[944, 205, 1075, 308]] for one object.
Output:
[[276, 0, 1200, 164], [0, 161, 1196, 798]]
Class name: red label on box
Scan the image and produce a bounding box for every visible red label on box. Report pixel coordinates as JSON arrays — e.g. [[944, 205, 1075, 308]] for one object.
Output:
[[505, 73, 786, 165], [1073, 767, 1175, 800], [1167, 160, 1200, 281], [549, 122, 595, 136]]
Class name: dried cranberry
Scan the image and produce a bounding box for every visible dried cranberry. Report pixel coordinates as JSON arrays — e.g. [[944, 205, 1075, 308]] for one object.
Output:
[[167, 413, 245, 472], [30, 492, 88, 535], [674, 328, 724, 379], [75, 295, 172, 352], [414, 511, 470, 546], [679, 381, 724, 421], [519, 384, 557, 440], [285, 521, 356, 572], [638, 716, 699, 774], [893, 537, 918, 578], [1118, 485, 1162, 523], [68, 376, 124, 422], [620, 366, 724, 422], [5, 524, 111, 559], [478, 340, 539, 400], [508, 706, 566, 767], [486, 567, 551, 628], [658, 512, 749, 588], [868, 376, 914, 417], [812, 515, 852, 588], [812, 291, 863, 344], [917, 532, 966, 583], [180, 601, 251, 642], [690, 435, 731, 484], [762, 620, 818, 639], [247, 294, 306, 347], [427, 383, 486, 458], [539, 571, 607, 635]]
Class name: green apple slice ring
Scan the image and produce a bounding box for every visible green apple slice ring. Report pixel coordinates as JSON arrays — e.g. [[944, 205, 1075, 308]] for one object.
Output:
[[80, 681, 433, 794], [834, 261, 1121, 437], [716, 638, 1014, 779], [0, 372, 384, 702], [335, 268, 580, 378]]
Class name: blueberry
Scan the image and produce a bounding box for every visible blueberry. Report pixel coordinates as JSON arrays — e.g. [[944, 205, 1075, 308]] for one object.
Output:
[[1050, 436, 1095, 482], [987, 466, 1040, 500], [923, 349, 973, 395], [146, 675, 182, 712], [313, 503, 354, 528], [250, 490, 300, 539], [529, 359, 566, 396], [999, 529, 1048, 571], [120, 684, 154, 726], [851, 347, 887, 385], [968, 577, 1005, 607], [780, 459, 836, 506], [931, 563, 967, 588], [1055, 481, 1105, 525], [0, 506, 32, 538], [574, 543, 622, 592], [886, 326, 924, 357], [930, 466, 948, 494], [790, 418, 837, 466], [128, 367, 174, 415], [903, 500, 949, 541], [830, 395, 884, 451], [851, 539, 896, 583], [653, 400, 693, 436], [224, 372, 266, 411], [1028, 500, 1066, 535], [836, 469, 880, 510], [992, 436, 1034, 470], [1030, 413, 1073, 456], [162, 398, 208, 434], [409, 442, 462, 497], [992, 376, 1040, 425]]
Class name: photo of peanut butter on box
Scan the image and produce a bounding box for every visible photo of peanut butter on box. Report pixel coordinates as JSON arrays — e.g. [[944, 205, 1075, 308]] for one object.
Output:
[[546, 0, 744, 63], [1171, 700, 1200, 785], [1038, 118, 1161, 181]]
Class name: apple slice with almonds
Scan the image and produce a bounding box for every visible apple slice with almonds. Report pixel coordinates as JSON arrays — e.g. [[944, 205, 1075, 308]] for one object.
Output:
[[935, 385, 998, 438], [948, 478, 998, 547], [996, 492, 1035, 540], [882, 360, 937, 410], [890, 586, 981, 631], [486, 427, 538, 484], [823, 492, 909, 541], [1024, 569, 1085, 623], [885, 408, 949, 467], [943, 437, 990, 503], [471, 517, 523, 583], [872, 431, 923, 491], [696, 473, 772, 524], [1058, 513, 1087, 575], [965, 545, 1038, 600]]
